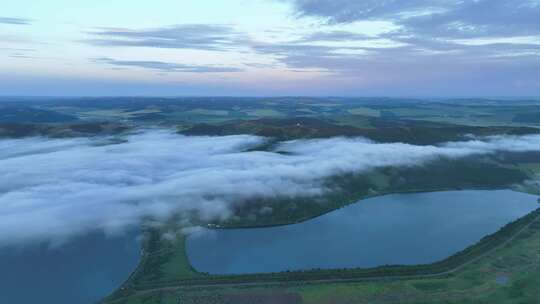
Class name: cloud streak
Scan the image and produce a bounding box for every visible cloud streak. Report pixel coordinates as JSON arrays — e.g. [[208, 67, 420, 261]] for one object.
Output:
[[1, 130, 540, 246], [283, 0, 540, 37], [86, 24, 249, 51], [92, 57, 243, 73], [0, 17, 32, 25], [78, 5, 540, 94], [261, 0, 540, 90]]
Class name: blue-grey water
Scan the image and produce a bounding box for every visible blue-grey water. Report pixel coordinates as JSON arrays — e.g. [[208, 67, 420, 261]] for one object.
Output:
[[0, 232, 140, 304], [187, 190, 539, 275]]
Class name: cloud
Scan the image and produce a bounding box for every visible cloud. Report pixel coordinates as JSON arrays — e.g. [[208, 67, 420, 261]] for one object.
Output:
[[85, 24, 250, 51], [0, 17, 32, 25], [298, 30, 372, 42], [282, 0, 540, 37], [2, 130, 540, 246], [9, 53, 34, 59], [397, 0, 540, 39], [268, 0, 540, 82], [443, 134, 540, 152], [250, 34, 540, 95], [77, 6, 539, 94], [281, 0, 454, 22], [92, 57, 243, 73]]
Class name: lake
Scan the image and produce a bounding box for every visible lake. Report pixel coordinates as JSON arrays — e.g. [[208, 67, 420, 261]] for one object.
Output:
[[0, 231, 140, 304], [186, 190, 539, 275]]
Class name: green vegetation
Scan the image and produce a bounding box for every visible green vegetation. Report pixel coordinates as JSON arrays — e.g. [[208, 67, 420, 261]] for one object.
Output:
[[513, 112, 540, 123], [3, 96, 540, 128], [219, 159, 528, 228], [184, 109, 230, 116], [180, 116, 540, 145], [0, 106, 77, 123], [112, 230, 202, 299], [243, 108, 286, 118], [347, 107, 381, 117], [0, 122, 130, 138]]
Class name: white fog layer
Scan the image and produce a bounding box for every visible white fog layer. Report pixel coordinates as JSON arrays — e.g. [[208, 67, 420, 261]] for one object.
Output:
[[1, 130, 540, 246]]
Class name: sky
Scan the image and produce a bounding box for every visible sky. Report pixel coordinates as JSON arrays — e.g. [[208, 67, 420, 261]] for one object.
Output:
[[3, 129, 540, 246], [1, 0, 539, 96]]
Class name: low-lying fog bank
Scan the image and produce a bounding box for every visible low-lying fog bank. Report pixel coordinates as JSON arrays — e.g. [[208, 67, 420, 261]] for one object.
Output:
[[2, 129, 540, 246]]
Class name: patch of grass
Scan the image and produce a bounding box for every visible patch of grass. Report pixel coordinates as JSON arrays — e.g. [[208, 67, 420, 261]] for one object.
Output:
[[159, 235, 200, 280], [185, 109, 230, 116], [516, 163, 540, 176], [412, 281, 448, 291], [347, 107, 380, 117], [296, 108, 317, 114], [106, 231, 204, 301], [244, 109, 285, 118], [80, 109, 130, 118], [331, 115, 374, 128]]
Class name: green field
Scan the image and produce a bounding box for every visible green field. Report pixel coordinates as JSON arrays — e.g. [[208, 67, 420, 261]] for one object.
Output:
[[243, 108, 286, 118], [4, 97, 540, 128]]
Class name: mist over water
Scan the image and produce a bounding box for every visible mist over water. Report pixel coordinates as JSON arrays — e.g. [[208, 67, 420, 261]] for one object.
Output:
[[2, 129, 540, 246]]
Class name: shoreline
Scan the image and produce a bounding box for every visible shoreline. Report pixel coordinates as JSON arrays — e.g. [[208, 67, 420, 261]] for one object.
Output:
[[104, 187, 540, 302]]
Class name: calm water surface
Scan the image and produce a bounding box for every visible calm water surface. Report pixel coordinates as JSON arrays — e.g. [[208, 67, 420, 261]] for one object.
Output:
[[187, 190, 539, 275], [0, 232, 140, 304]]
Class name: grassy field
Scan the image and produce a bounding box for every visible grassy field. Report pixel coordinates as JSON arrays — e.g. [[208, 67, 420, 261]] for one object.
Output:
[[4, 97, 540, 128], [184, 109, 230, 116], [243, 109, 286, 118], [346, 107, 381, 117]]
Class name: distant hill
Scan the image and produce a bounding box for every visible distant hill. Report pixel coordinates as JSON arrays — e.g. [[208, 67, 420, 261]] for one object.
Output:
[[181, 117, 540, 145], [0, 106, 77, 123], [0, 122, 130, 138]]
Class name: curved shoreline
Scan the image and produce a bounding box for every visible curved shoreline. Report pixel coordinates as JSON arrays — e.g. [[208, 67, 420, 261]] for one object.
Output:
[[106, 204, 540, 303], [104, 187, 540, 302], [214, 186, 511, 230]]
